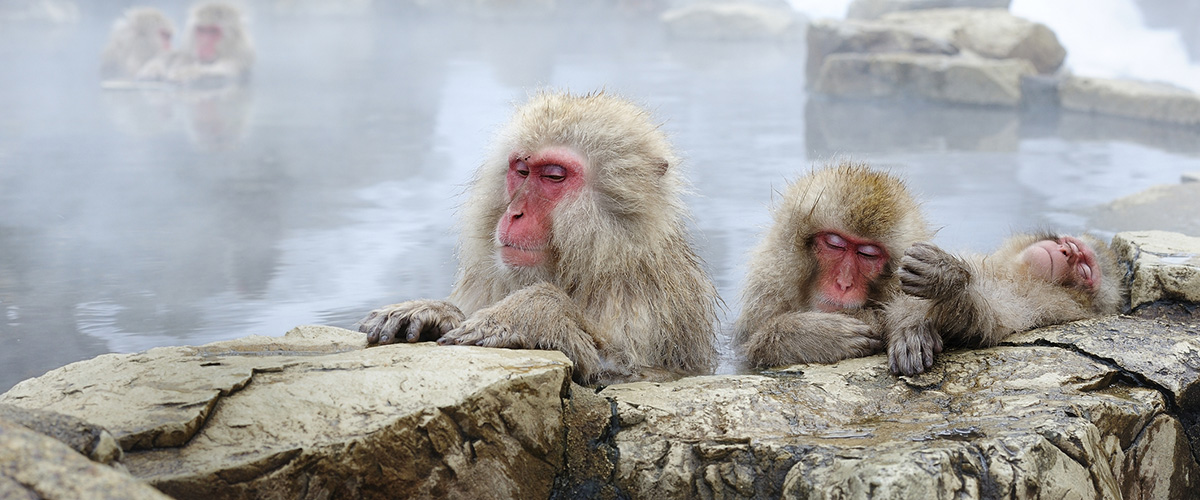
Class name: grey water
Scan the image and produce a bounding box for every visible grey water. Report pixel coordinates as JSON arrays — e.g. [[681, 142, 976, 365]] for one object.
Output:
[[2, 1, 1200, 392]]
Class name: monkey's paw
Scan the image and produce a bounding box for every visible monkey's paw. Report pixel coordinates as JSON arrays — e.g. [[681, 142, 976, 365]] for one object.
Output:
[[898, 242, 969, 300], [888, 321, 943, 376], [356, 300, 465, 345], [438, 313, 527, 348]]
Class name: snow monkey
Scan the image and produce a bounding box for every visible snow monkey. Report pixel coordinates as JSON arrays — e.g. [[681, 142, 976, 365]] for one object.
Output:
[[100, 7, 175, 80], [885, 233, 1125, 376], [138, 1, 254, 86], [358, 91, 720, 385], [734, 163, 933, 369]]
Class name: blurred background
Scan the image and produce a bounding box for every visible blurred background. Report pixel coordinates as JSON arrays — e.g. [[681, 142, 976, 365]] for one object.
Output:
[[2, 0, 1199, 391]]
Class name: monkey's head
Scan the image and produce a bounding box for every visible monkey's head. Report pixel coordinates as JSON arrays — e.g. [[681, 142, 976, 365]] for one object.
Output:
[[124, 8, 174, 52], [186, 2, 248, 63], [783, 163, 931, 311], [477, 91, 682, 277], [1005, 232, 1124, 314]]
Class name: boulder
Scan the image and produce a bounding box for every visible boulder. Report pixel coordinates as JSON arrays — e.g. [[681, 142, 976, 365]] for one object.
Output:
[[0, 404, 122, 465], [600, 314, 1200, 498], [812, 52, 1035, 106], [1111, 230, 1200, 310], [847, 0, 1011, 20], [1060, 75, 1200, 126], [1091, 185, 1200, 239], [0, 325, 573, 500], [0, 418, 170, 500], [662, 1, 802, 41], [806, 18, 958, 83]]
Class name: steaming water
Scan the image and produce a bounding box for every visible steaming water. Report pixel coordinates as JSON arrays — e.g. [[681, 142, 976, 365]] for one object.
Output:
[[2, 1, 1199, 391]]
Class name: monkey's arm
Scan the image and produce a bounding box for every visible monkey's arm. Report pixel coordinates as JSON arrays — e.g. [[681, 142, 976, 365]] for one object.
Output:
[[438, 282, 604, 384], [357, 300, 465, 345], [740, 311, 882, 369]]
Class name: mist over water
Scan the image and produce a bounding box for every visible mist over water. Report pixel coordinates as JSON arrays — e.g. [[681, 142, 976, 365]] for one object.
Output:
[[2, 0, 1199, 391]]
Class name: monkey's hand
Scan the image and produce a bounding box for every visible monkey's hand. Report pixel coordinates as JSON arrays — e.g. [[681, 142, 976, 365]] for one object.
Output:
[[439, 283, 604, 383], [898, 242, 970, 301], [742, 312, 882, 369], [887, 319, 944, 376], [357, 300, 465, 345]]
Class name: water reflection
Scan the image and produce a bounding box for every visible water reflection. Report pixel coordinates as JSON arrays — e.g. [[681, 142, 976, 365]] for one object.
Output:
[[2, 2, 1200, 391]]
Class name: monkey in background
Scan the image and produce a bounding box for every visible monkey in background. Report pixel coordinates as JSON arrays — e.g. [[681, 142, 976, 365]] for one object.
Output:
[[885, 232, 1126, 376], [358, 91, 720, 385], [138, 1, 255, 86], [100, 7, 175, 81], [734, 163, 932, 369]]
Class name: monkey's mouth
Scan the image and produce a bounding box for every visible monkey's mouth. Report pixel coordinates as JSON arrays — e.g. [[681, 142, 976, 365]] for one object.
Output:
[[498, 243, 547, 267], [1060, 237, 1099, 290]]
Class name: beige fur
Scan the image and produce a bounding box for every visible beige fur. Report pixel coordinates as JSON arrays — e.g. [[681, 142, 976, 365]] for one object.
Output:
[[734, 163, 932, 368], [137, 2, 254, 86], [360, 91, 719, 385], [100, 7, 175, 80], [885, 233, 1127, 376]]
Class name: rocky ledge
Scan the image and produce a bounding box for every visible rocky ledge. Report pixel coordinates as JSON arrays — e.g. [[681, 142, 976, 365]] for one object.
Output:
[[2, 230, 1199, 499]]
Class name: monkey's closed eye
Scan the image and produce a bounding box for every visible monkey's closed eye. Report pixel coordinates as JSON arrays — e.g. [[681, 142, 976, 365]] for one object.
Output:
[[542, 164, 567, 182]]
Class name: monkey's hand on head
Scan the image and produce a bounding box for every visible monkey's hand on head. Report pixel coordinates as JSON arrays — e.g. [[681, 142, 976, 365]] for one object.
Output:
[[357, 300, 465, 345], [742, 312, 882, 369], [897, 243, 970, 302], [438, 282, 604, 384]]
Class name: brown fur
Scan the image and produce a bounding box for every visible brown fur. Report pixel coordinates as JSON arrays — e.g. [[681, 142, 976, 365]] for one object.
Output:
[[884, 233, 1126, 376], [734, 163, 931, 368], [137, 2, 254, 86], [100, 7, 175, 80], [359, 91, 719, 385]]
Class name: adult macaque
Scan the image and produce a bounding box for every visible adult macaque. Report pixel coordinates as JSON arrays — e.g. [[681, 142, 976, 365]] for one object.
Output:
[[138, 2, 254, 86], [99, 7, 175, 81], [734, 163, 932, 369], [885, 233, 1125, 376], [358, 91, 720, 385]]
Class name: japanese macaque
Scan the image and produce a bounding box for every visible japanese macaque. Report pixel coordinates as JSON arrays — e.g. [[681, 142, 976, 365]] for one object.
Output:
[[357, 91, 720, 385], [138, 2, 254, 86], [99, 7, 175, 81], [885, 233, 1125, 376], [734, 163, 932, 369]]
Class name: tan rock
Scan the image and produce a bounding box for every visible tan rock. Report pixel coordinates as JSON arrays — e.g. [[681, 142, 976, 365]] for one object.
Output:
[[662, 2, 801, 41], [0, 418, 170, 500], [882, 9, 1066, 73], [0, 404, 122, 465], [847, 0, 1011, 20], [1091, 184, 1200, 237], [1111, 230, 1200, 309], [1, 325, 573, 500], [813, 52, 1035, 106], [1060, 76, 1200, 125]]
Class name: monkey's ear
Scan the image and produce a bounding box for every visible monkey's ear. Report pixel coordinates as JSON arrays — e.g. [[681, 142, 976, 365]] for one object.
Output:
[[656, 160, 669, 176]]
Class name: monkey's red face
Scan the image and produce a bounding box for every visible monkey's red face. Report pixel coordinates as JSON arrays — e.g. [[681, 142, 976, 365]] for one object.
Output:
[[159, 29, 172, 51], [194, 24, 222, 62], [812, 231, 888, 312], [1018, 237, 1101, 291], [496, 146, 586, 268]]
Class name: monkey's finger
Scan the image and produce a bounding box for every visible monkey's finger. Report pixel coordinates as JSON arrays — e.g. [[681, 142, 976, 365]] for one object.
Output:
[[406, 319, 423, 343]]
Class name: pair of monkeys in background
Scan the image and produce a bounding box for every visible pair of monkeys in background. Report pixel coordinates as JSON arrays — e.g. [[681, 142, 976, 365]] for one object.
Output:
[[100, 2, 254, 86], [357, 91, 1126, 384]]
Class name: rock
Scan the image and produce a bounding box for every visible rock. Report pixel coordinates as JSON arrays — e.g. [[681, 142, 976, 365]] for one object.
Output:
[[601, 325, 1200, 499], [812, 52, 1035, 106], [1111, 231, 1200, 310], [1060, 76, 1200, 126], [847, 0, 1011, 20], [880, 9, 1066, 74], [806, 18, 959, 83], [0, 404, 122, 465], [0, 325, 573, 500], [1091, 185, 1200, 239], [662, 2, 802, 41], [1184, 172, 1200, 183], [0, 418, 170, 500]]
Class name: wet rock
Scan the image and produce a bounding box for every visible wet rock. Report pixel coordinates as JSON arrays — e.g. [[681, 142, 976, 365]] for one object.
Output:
[[0, 418, 170, 500], [1111, 230, 1200, 309], [0, 404, 122, 465], [806, 18, 959, 83], [601, 335, 1200, 499], [1092, 186, 1200, 239], [0, 325, 573, 500], [1060, 75, 1200, 126], [813, 52, 1035, 106], [662, 1, 802, 41], [847, 0, 1011, 20]]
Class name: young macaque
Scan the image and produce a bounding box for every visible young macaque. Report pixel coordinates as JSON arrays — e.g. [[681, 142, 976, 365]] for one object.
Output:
[[138, 1, 254, 86], [99, 7, 175, 81], [734, 163, 932, 369], [357, 91, 720, 385], [885, 232, 1126, 376]]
